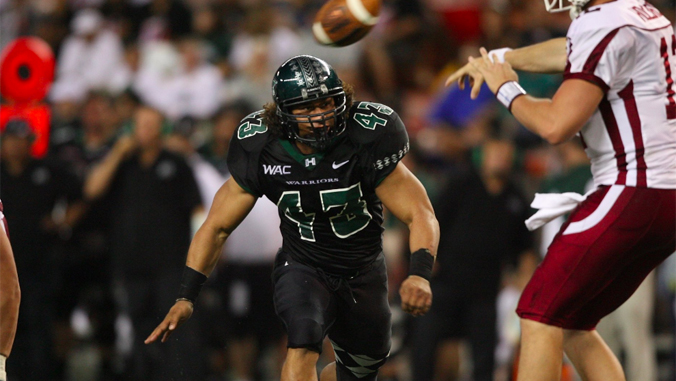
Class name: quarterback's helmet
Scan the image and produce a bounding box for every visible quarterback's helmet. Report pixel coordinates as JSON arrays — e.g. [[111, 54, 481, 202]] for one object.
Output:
[[543, 0, 591, 18], [272, 55, 347, 151]]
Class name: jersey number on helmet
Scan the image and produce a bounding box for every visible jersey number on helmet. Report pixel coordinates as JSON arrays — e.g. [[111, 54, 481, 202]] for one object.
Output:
[[277, 183, 372, 241]]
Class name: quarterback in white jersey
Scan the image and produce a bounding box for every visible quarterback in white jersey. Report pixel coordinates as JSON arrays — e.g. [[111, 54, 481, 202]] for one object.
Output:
[[447, 1, 676, 380], [565, 0, 676, 189]]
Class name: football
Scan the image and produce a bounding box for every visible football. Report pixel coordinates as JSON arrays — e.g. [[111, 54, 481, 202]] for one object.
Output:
[[312, 0, 381, 47]]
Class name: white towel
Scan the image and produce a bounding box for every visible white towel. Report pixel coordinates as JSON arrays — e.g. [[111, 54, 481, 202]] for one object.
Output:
[[525, 191, 591, 231]]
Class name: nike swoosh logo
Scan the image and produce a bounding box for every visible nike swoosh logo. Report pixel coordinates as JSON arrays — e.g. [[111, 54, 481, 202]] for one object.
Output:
[[332, 160, 349, 169]]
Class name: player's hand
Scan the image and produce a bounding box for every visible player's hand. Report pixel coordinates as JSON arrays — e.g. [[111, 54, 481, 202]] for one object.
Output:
[[399, 275, 432, 317], [445, 61, 486, 100], [144, 300, 193, 344], [467, 47, 519, 95]]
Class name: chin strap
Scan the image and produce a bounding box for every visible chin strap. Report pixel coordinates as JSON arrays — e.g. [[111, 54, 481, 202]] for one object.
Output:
[[569, 5, 582, 19]]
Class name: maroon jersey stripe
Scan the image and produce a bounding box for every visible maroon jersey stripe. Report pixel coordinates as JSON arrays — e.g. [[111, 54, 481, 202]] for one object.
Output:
[[582, 28, 621, 74], [599, 97, 628, 185], [617, 80, 648, 187]]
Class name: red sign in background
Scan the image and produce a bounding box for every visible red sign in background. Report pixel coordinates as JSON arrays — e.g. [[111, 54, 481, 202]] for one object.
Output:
[[0, 37, 55, 158]]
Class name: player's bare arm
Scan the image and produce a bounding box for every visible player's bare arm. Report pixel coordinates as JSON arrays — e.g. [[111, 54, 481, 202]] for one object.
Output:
[[469, 47, 603, 144], [376, 162, 439, 317], [501, 38, 567, 74], [145, 178, 257, 344], [0, 223, 20, 380], [445, 38, 567, 99]]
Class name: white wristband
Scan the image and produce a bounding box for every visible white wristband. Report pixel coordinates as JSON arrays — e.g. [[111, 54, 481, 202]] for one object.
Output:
[[496, 81, 526, 111], [0, 354, 6, 381], [488, 47, 512, 63]]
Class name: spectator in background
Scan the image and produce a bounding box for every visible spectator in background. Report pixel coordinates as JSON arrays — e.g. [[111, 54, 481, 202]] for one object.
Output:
[[596, 274, 658, 381], [164, 113, 286, 381], [198, 102, 255, 177], [136, 0, 192, 42], [49, 92, 120, 179], [84, 106, 205, 380], [427, 80, 496, 157], [107, 41, 143, 97], [1, 119, 85, 381], [223, 5, 302, 106], [164, 116, 227, 210], [412, 138, 536, 381], [0, 200, 21, 381], [191, 5, 233, 63], [50, 8, 125, 102], [657, 253, 676, 380], [166, 37, 223, 120], [210, 196, 284, 381], [135, 37, 222, 121], [47, 92, 123, 381]]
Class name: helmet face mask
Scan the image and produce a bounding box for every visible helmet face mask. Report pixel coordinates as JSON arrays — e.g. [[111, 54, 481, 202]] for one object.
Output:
[[543, 0, 591, 18], [278, 96, 347, 151], [272, 55, 348, 151]]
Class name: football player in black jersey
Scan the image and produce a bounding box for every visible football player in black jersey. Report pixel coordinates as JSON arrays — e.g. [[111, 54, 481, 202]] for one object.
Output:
[[146, 55, 440, 381]]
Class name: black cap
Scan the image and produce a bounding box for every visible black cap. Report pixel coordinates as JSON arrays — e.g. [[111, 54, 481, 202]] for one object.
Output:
[[2, 118, 34, 139]]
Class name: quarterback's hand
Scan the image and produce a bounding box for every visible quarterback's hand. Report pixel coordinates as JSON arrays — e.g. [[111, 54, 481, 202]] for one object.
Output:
[[445, 60, 486, 100], [399, 275, 432, 317], [144, 300, 193, 344], [467, 47, 519, 95]]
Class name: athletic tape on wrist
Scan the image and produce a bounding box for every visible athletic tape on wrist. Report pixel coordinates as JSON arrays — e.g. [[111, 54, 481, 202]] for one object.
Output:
[[496, 81, 526, 112], [177, 266, 208, 304], [409, 249, 434, 281], [488, 47, 512, 63]]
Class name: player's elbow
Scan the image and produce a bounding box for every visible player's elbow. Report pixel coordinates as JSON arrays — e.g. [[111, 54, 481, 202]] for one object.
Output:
[[542, 131, 567, 145], [541, 122, 578, 145], [411, 204, 439, 233]]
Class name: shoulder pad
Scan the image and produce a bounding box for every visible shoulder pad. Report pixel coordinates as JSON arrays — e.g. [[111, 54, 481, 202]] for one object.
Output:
[[346, 101, 402, 144], [232, 110, 273, 153]]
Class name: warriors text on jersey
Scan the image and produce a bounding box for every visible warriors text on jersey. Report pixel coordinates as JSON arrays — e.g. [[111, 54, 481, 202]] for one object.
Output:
[[564, 0, 676, 189], [227, 101, 409, 274]]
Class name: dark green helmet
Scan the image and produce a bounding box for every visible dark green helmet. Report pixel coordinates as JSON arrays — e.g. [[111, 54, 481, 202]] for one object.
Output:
[[272, 55, 347, 151]]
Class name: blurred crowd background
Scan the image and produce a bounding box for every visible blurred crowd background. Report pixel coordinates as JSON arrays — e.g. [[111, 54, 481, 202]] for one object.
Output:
[[1, 0, 675, 380]]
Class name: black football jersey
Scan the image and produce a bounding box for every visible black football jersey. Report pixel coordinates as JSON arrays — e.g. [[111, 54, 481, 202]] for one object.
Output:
[[227, 101, 410, 274]]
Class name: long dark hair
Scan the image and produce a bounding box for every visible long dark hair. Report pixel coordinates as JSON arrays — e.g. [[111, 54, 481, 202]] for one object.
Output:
[[262, 82, 355, 138]]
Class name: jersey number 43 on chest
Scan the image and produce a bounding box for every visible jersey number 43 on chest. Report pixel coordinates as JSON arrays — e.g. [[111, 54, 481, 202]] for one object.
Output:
[[277, 182, 372, 242]]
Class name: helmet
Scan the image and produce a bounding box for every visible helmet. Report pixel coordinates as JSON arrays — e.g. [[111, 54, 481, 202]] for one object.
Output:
[[543, 0, 591, 18], [272, 55, 347, 151]]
